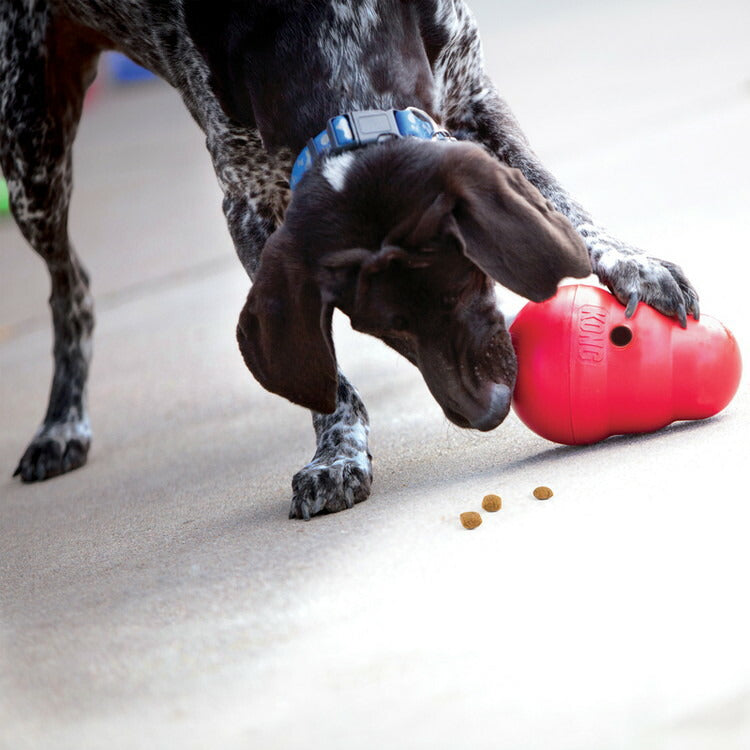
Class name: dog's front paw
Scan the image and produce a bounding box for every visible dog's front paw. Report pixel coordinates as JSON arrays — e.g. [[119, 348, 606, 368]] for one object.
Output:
[[289, 454, 373, 520], [593, 246, 700, 327]]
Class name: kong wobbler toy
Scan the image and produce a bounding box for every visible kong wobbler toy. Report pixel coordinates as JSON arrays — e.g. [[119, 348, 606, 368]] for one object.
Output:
[[509, 285, 742, 445]]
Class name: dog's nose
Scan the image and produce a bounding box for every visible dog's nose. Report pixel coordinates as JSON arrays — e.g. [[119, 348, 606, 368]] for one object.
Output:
[[469, 383, 512, 432]]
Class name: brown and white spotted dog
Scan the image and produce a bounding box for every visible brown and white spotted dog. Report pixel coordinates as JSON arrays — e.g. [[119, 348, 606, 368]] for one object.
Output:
[[1, 0, 699, 519]]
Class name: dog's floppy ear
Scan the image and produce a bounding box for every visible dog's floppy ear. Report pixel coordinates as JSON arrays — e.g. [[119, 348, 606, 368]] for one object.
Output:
[[445, 148, 591, 301], [237, 228, 338, 413]]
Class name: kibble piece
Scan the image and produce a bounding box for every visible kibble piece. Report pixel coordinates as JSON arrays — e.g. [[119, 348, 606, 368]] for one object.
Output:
[[533, 486, 554, 500], [482, 494, 502, 512], [460, 511, 482, 530]]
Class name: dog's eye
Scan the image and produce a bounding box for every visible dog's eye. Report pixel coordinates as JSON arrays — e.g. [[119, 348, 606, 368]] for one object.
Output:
[[391, 315, 410, 332], [440, 294, 457, 309]]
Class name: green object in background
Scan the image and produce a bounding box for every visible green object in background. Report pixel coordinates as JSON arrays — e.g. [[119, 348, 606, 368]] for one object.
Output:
[[0, 178, 9, 215]]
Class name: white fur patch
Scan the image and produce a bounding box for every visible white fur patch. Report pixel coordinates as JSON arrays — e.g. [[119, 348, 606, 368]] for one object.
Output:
[[332, 0, 378, 29], [33, 413, 92, 445], [322, 152, 356, 192]]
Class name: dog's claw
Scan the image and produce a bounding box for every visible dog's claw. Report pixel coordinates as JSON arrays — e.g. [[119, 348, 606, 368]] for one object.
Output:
[[677, 303, 688, 329], [289, 497, 311, 520], [625, 291, 639, 318]]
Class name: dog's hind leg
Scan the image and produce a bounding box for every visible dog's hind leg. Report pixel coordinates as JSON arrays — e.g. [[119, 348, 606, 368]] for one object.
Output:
[[0, 7, 103, 481]]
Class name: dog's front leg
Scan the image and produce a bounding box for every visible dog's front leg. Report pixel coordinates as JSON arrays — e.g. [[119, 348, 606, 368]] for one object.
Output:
[[211, 129, 372, 518], [290, 374, 372, 520], [452, 85, 699, 325], [433, 2, 699, 324], [222, 195, 373, 519]]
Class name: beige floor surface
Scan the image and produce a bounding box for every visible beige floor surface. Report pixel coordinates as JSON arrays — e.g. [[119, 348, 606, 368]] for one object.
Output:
[[2, 1, 749, 748]]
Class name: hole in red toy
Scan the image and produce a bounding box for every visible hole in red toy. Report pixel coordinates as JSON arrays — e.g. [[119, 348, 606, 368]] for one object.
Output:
[[610, 325, 633, 347]]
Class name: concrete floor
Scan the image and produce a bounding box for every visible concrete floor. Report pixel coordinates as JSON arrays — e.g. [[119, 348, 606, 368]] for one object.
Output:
[[1, 1, 749, 748]]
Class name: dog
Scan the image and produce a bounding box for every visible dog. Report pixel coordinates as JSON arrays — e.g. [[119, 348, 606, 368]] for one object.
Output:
[[1, 0, 699, 519]]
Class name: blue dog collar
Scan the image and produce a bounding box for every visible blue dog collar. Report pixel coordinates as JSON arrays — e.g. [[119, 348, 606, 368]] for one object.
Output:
[[290, 107, 453, 190]]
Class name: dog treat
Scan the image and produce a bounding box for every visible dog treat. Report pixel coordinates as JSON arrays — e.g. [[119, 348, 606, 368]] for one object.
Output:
[[533, 486, 554, 500], [482, 494, 502, 512], [460, 511, 482, 530]]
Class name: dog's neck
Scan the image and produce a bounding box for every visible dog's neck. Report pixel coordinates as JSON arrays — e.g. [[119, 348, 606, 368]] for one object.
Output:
[[289, 108, 453, 190], [233, 5, 439, 153]]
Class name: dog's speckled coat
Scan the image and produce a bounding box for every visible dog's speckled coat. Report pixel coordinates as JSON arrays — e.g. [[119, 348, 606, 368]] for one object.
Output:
[[0, 0, 699, 518]]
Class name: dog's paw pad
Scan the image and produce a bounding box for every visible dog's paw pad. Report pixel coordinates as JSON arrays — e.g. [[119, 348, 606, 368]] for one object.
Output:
[[289, 456, 372, 520]]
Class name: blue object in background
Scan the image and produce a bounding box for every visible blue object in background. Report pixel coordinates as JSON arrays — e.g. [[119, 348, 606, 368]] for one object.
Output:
[[108, 52, 156, 84]]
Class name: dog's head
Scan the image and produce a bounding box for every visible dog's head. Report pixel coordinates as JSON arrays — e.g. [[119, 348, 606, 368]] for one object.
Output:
[[237, 139, 590, 430]]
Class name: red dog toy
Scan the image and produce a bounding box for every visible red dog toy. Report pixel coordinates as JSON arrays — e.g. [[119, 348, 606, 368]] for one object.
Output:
[[510, 285, 742, 445]]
